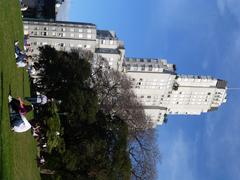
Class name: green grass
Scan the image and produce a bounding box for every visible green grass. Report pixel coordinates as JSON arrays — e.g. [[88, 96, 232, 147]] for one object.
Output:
[[0, 0, 40, 179]]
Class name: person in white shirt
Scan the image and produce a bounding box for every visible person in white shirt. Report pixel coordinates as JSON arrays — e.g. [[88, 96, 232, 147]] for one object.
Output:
[[11, 113, 31, 133], [24, 95, 48, 105], [9, 95, 32, 133]]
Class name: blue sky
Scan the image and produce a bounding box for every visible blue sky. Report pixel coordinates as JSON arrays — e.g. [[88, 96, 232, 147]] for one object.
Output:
[[59, 0, 240, 179]]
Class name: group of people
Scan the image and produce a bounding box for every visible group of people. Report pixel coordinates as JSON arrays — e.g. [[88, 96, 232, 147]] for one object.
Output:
[[14, 39, 31, 68], [14, 37, 38, 77], [9, 94, 48, 133], [19, 0, 28, 11], [8, 93, 50, 166]]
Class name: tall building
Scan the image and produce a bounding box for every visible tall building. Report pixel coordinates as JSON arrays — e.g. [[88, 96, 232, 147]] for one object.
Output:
[[23, 19, 227, 127], [125, 58, 227, 126]]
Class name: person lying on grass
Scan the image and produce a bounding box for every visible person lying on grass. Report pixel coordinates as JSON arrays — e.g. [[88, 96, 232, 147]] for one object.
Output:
[[8, 95, 32, 133]]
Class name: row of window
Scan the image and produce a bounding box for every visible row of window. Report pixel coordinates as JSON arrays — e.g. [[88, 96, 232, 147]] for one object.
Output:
[[134, 85, 171, 89], [134, 82, 171, 86], [99, 39, 115, 45], [25, 25, 93, 33], [31, 42, 91, 49], [142, 100, 209, 107], [140, 96, 210, 103], [127, 64, 171, 72], [29, 31, 94, 39], [132, 78, 172, 82], [126, 58, 168, 64]]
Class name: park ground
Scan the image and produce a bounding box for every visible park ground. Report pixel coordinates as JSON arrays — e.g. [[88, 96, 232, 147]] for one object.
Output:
[[0, 0, 40, 179]]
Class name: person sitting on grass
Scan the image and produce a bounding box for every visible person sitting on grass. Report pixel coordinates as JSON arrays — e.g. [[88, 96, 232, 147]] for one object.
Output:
[[25, 94, 49, 105], [32, 125, 41, 137], [19, 0, 28, 11], [8, 95, 32, 133], [9, 95, 33, 115], [14, 40, 29, 68]]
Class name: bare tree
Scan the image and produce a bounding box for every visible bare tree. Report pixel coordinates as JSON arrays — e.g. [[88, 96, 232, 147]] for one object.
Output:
[[92, 56, 160, 179]]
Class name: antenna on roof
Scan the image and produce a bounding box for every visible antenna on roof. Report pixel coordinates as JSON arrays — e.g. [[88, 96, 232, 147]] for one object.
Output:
[[228, 88, 240, 90]]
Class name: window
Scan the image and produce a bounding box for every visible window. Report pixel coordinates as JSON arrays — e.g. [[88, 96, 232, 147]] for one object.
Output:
[[147, 96, 151, 98], [85, 44, 91, 49], [70, 33, 74, 38], [52, 32, 56, 36], [141, 64, 145, 71], [140, 96, 144, 98], [79, 34, 83, 38], [110, 40, 113, 44], [58, 33, 65, 37], [70, 28, 74, 32], [79, 29, 83, 32], [208, 92, 211, 95], [133, 64, 138, 71], [148, 65, 153, 71], [87, 29, 92, 33], [87, 34, 92, 39]]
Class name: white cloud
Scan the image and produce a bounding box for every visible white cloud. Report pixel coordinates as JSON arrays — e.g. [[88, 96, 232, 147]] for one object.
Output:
[[56, 0, 72, 21]]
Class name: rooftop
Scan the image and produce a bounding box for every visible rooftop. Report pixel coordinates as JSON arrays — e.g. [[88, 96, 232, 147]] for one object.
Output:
[[23, 18, 96, 27]]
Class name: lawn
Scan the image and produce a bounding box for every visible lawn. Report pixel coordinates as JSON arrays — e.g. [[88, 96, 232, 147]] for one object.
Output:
[[0, 0, 40, 179]]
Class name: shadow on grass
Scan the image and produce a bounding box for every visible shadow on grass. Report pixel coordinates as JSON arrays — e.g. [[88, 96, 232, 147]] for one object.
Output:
[[0, 71, 3, 178], [22, 70, 25, 95]]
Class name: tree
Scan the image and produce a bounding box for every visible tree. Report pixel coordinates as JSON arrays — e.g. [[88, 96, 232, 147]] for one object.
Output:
[[34, 46, 132, 179], [91, 56, 160, 179]]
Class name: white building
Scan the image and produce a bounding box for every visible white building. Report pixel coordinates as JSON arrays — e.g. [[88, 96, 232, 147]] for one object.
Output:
[[23, 19, 125, 71], [125, 58, 227, 126], [23, 19, 228, 127]]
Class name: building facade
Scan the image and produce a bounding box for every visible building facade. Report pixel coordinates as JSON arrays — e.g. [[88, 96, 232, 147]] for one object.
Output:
[[125, 58, 227, 126], [23, 19, 228, 127], [23, 19, 125, 71]]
